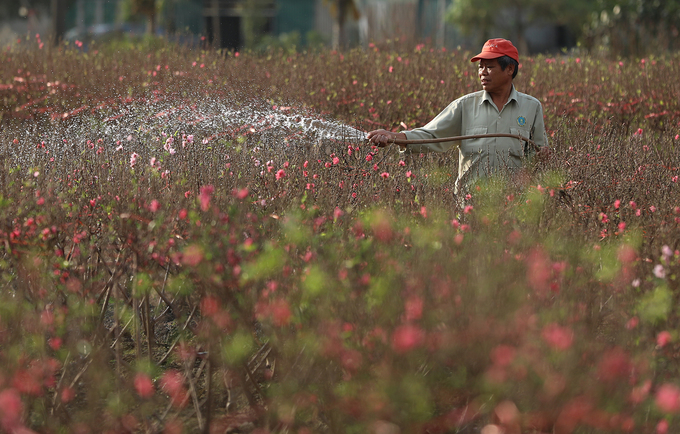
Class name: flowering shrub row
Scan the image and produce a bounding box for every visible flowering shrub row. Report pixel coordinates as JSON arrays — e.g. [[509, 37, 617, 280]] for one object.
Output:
[[0, 39, 679, 433]]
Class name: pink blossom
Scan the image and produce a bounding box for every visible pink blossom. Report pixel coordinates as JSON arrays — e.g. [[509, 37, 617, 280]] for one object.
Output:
[[657, 419, 669, 434], [232, 188, 248, 200], [380, 172, 389, 179], [653, 264, 666, 279], [541, 323, 574, 350], [275, 169, 286, 180], [130, 152, 139, 167], [614, 199, 621, 209], [655, 383, 680, 413], [662, 245, 673, 259], [657, 331, 672, 348], [404, 296, 423, 321], [391, 324, 425, 353], [491, 345, 516, 367], [650, 205, 657, 212], [333, 207, 344, 220], [199, 185, 214, 211], [0, 388, 23, 432], [134, 373, 155, 398], [406, 170, 413, 178], [149, 200, 161, 213], [332, 157, 339, 165], [629, 201, 637, 209], [365, 154, 373, 162]]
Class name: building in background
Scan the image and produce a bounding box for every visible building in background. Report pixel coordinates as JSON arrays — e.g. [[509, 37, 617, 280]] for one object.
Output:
[[0, 0, 571, 53]]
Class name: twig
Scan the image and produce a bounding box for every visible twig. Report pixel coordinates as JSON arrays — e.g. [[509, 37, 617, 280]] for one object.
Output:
[[158, 304, 198, 365], [183, 354, 207, 431]]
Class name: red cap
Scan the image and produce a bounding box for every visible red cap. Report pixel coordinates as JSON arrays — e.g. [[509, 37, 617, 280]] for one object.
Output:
[[470, 38, 519, 63]]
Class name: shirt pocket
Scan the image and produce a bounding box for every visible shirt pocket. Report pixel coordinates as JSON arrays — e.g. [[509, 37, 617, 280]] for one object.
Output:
[[510, 127, 531, 157], [461, 126, 489, 156]]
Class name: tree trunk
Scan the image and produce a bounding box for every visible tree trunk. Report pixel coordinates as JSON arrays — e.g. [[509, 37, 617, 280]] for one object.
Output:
[[51, 0, 68, 45]]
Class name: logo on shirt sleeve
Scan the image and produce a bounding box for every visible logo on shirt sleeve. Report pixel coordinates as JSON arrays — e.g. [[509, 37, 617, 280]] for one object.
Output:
[[517, 116, 527, 126]]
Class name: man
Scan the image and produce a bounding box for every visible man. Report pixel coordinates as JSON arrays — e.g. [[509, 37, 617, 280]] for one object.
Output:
[[367, 38, 548, 193]]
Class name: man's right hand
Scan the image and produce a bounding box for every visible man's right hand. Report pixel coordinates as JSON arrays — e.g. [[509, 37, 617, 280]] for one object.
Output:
[[367, 129, 407, 147]]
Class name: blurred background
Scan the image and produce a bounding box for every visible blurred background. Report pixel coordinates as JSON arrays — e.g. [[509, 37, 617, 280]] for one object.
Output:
[[0, 0, 678, 56]]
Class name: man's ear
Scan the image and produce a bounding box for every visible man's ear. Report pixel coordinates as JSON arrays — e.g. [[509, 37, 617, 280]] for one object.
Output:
[[507, 64, 515, 77]]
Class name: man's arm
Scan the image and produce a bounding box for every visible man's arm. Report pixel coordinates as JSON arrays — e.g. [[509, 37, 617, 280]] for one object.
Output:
[[367, 130, 407, 147], [367, 98, 464, 151]]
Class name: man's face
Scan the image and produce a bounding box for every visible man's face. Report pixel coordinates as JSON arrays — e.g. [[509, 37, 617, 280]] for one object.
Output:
[[478, 58, 513, 93]]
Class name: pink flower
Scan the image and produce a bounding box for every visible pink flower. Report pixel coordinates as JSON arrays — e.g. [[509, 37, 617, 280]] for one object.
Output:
[[380, 172, 389, 179], [406, 170, 413, 178], [655, 383, 680, 413], [233, 188, 249, 200], [149, 200, 160, 212], [491, 345, 516, 367], [650, 205, 657, 212], [199, 185, 214, 211], [404, 296, 423, 321], [0, 388, 23, 432], [270, 299, 292, 326], [275, 169, 286, 180], [657, 331, 672, 348], [614, 199, 621, 209], [130, 152, 139, 167], [391, 324, 425, 354], [333, 207, 344, 220], [365, 154, 373, 162], [134, 373, 155, 398], [332, 157, 339, 165], [541, 323, 574, 350], [654, 264, 666, 279], [182, 244, 204, 267]]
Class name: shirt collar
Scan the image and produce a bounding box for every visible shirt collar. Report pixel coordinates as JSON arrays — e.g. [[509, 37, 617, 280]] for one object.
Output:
[[481, 85, 519, 106]]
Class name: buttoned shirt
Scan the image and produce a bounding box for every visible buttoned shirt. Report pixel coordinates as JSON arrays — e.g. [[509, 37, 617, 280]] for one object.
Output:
[[403, 86, 548, 192]]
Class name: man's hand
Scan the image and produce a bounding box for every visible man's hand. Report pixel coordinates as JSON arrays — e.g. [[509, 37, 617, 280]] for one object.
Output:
[[367, 129, 407, 147]]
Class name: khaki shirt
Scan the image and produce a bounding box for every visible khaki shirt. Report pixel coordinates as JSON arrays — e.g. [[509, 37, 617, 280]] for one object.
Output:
[[403, 86, 548, 191]]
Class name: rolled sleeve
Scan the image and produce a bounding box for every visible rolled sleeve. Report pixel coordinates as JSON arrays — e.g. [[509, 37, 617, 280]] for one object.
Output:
[[402, 99, 464, 153]]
